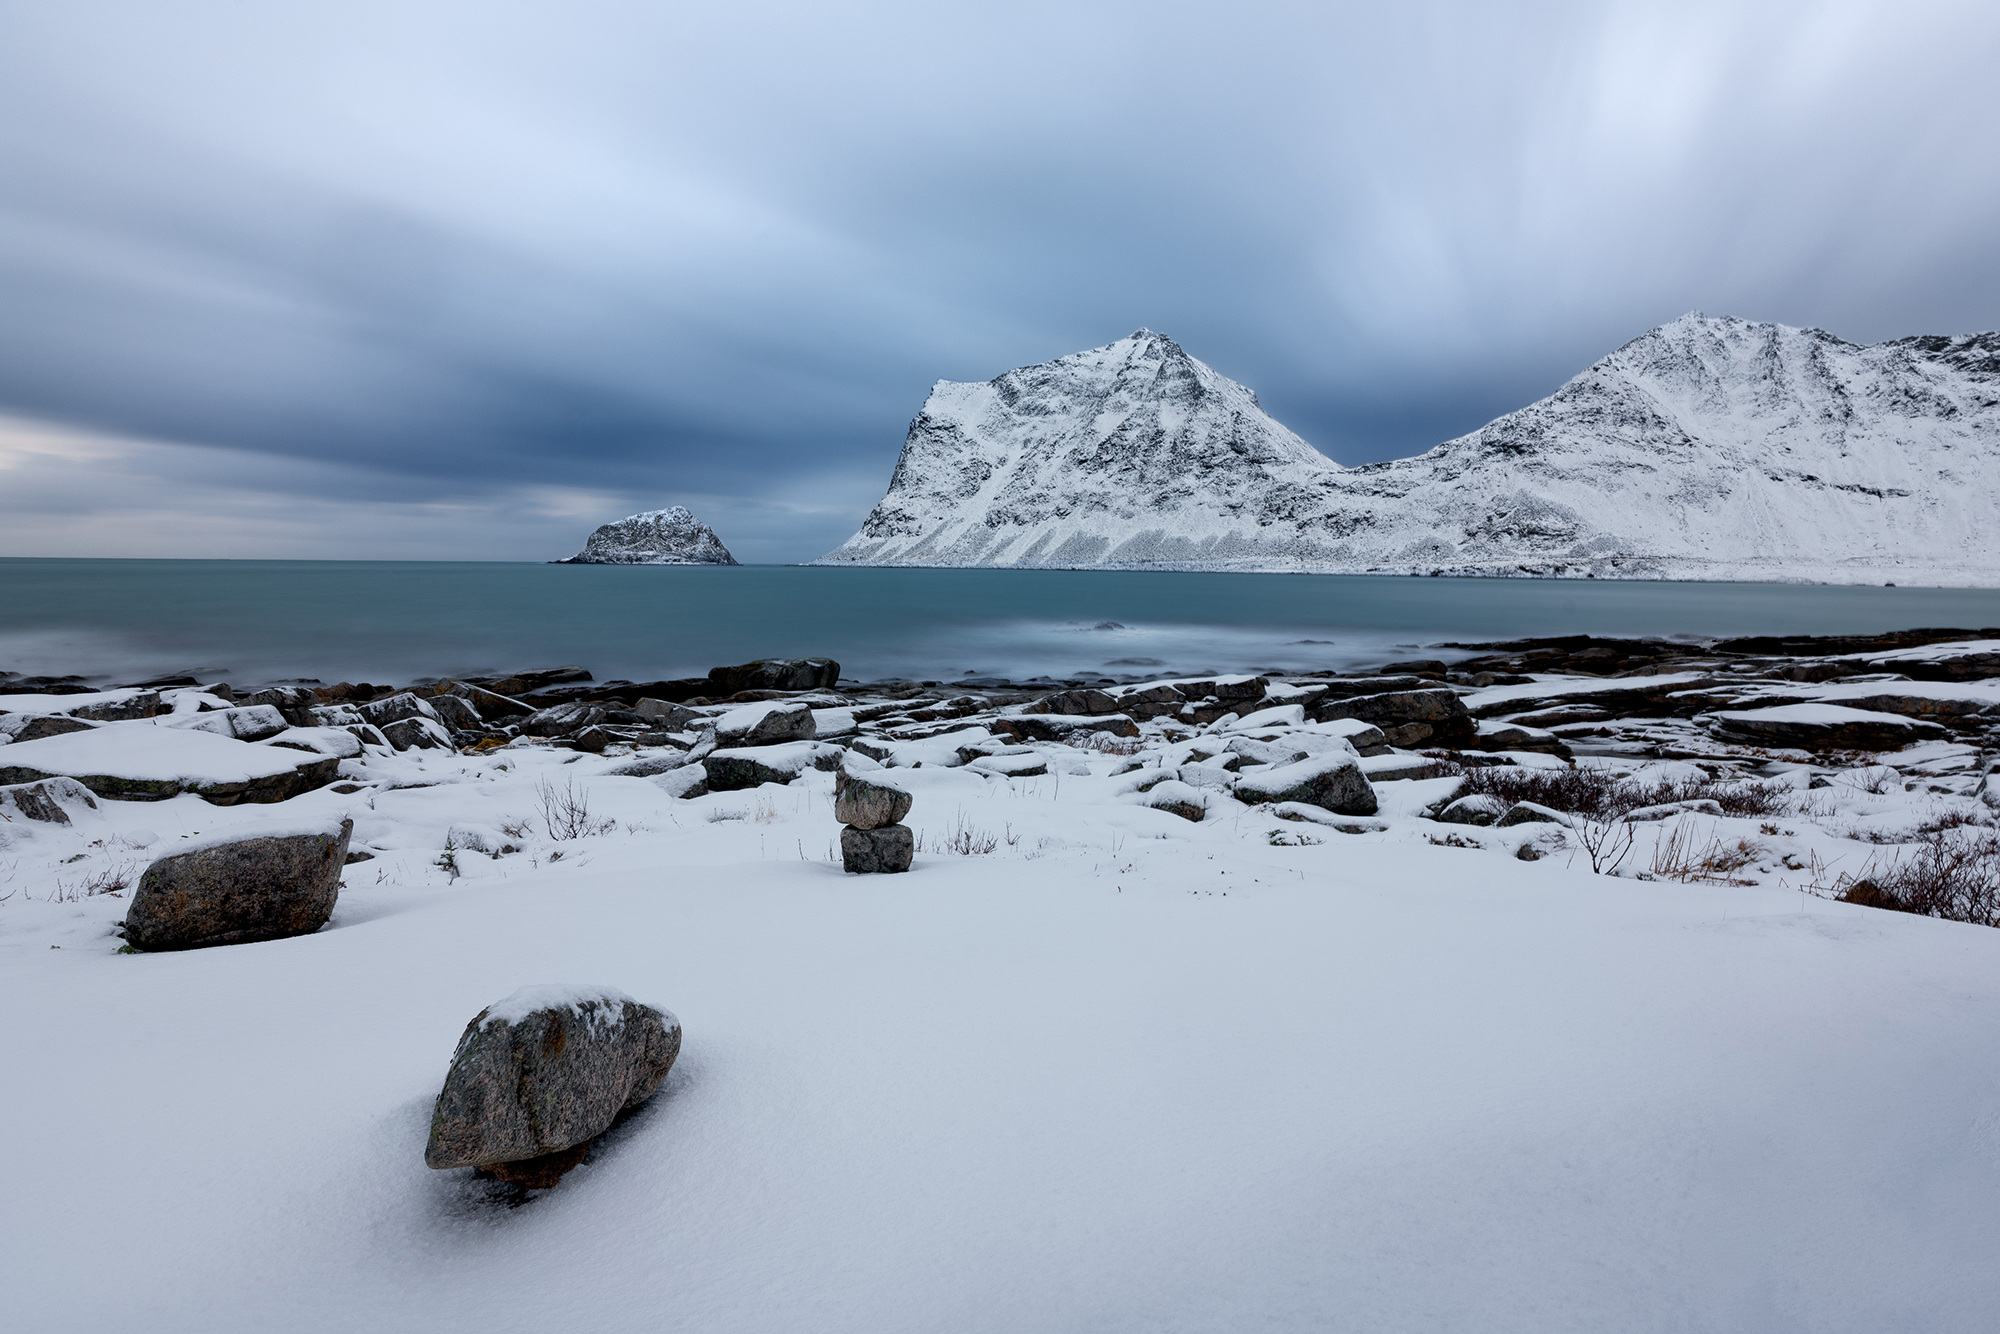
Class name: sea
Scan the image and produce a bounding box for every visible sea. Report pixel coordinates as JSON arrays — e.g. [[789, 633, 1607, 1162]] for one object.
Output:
[[4, 559, 2000, 689]]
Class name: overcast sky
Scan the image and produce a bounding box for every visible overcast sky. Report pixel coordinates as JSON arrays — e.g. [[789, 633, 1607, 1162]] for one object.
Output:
[[3, 0, 1996, 562]]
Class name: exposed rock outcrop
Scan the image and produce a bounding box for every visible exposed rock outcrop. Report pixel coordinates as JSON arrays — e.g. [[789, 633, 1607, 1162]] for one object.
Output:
[[556, 506, 737, 566]]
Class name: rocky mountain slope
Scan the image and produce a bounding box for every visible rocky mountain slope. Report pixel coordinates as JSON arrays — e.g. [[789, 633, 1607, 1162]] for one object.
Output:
[[557, 506, 737, 565], [815, 319, 2000, 584]]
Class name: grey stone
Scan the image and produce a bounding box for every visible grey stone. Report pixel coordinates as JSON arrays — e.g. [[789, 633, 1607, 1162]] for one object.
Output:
[[716, 702, 816, 747], [243, 687, 318, 727], [0, 776, 98, 824], [1496, 801, 1567, 827], [524, 702, 607, 737], [1436, 793, 1509, 826], [1, 714, 99, 744], [425, 987, 681, 1184], [1028, 688, 1120, 716], [441, 681, 534, 718], [1705, 707, 1948, 751], [842, 822, 913, 872], [707, 658, 840, 694], [635, 698, 703, 730], [834, 770, 914, 829], [1232, 754, 1378, 816], [124, 818, 351, 951], [427, 694, 483, 731], [162, 705, 290, 742], [68, 691, 162, 722], [1313, 688, 1477, 748], [358, 692, 440, 728], [380, 715, 451, 751], [704, 742, 842, 790], [995, 713, 1139, 743]]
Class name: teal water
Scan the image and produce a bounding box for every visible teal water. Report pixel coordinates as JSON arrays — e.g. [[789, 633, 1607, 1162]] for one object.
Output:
[[3, 559, 1999, 687]]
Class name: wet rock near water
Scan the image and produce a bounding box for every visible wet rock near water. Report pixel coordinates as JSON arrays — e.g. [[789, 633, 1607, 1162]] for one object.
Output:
[[124, 817, 352, 951]]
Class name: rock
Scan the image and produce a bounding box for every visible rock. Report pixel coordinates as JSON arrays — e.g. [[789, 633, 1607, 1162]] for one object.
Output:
[[648, 764, 709, 800], [1313, 688, 1477, 748], [263, 727, 366, 759], [379, 715, 452, 751], [707, 658, 840, 694], [1106, 683, 1187, 720], [357, 692, 440, 728], [1704, 704, 1949, 751], [1219, 704, 1309, 732], [834, 770, 914, 829], [242, 687, 318, 727], [841, 823, 914, 872], [1232, 754, 1378, 816], [0, 727, 339, 804], [1474, 719, 1574, 758], [994, 713, 1139, 743], [1223, 736, 1314, 767], [1358, 753, 1441, 782], [966, 753, 1049, 778], [704, 742, 843, 790], [427, 694, 483, 731], [433, 681, 533, 718], [67, 691, 163, 721], [604, 754, 696, 778], [1496, 801, 1568, 827], [524, 702, 607, 738], [1028, 688, 1121, 716], [1, 714, 99, 744], [1379, 658, 1450, 678], [425, 985, 682, 1184], [567, 725, 620, 754], [161, 705, 291, 743], [0, 776, 98, 825], [635, 698, 704, 730], [1621, 799, 1725, 822], [124, 817, 352, 951], [1138, 779, 1208, 822], [1436, 793, 1509, 826], [555, 505, 738, 565], [715, 701, 816, 747]]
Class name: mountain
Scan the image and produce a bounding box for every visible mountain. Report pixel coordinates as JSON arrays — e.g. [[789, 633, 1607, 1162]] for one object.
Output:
[[556, 506, 738, 565], [815, 319, 2000, 584]]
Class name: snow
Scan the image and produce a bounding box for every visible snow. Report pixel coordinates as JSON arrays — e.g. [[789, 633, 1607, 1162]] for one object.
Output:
[[1709, 702, 1926, 727], [0, 687, 148, 717], [816, 317, 2000, 585], [10, 678, 2000, 1329], [479, 983, 646, 1030], [0, 722, 321, 783]]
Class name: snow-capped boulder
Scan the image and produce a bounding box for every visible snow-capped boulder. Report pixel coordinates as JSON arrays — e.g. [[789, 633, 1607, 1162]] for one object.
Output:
[[426, 985, 682, 1186], [834, 770, 913, 830], [0, 713, 97, 745], [715, 701, 816, 748], [1704, 704, 1949, 751], [556, 506, 737, 565], [161, 704, 289, 742], [0, 776, 98, 826], [0, 726, 339, 804], [1436, 793, 1509, 826], [1496, 802, 1567, 827], [124, 817, 352, 951], [1232, 754, 1378, 816], [704, 742, 843, 790], [706, 658, 840, 694], [840, 823, 913, 873], [817, 316, 2000, 585], [1313, 688, 1476, 749], [524, 702, 606, 738]]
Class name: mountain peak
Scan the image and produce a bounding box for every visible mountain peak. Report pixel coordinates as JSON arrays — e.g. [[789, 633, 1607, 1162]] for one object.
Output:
[[555, 505, 738, 566]]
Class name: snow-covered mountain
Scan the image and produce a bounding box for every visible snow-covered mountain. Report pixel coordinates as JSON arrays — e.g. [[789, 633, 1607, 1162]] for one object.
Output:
[[815, 319, 2000, 584], [557, 506, 737, 565]]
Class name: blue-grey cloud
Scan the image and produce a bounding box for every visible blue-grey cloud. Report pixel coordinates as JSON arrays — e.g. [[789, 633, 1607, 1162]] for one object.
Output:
[[2, 0, 1997, 560]]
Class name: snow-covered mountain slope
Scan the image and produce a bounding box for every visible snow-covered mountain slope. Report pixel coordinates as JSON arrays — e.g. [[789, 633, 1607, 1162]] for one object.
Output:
[[557, 506, 737, 565], [815, 319, 2000, 584]]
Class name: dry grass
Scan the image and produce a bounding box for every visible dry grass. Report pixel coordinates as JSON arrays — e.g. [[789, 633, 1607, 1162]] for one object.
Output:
[[1840, 829, 2000, 927], [535, 778, 617, 840], [1650, 824, 1763, 884], [1451, 765, 1791, 823]]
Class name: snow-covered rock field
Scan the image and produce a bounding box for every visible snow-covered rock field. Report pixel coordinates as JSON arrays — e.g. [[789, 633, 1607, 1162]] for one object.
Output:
[[7, 640, 2000, 1331]]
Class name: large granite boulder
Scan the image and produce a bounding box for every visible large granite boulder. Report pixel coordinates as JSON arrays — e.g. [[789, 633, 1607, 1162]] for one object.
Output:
[[635, 698, 704, 731], [0, 714, 98, 744], [0, 727, 339, 804], [707, 658, 840, 694], [1232, 754, 1378, 816], [0, 776, 98, 826], [1436, 793, 1509, 826], [124, 816, 352, 951], [715, 701, 815, 747], [834, 770, 913, 830], [704, 742, 843, 790], [841, 823, 913, 873], [162, 705, 290, 743], [994, 713, 1139, 743], [426, 985, 682, 1186], [524, 702, 607, 738]]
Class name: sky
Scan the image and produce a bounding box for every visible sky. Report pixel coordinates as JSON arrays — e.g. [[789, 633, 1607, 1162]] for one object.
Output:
[[2, 0, 1997, 564]]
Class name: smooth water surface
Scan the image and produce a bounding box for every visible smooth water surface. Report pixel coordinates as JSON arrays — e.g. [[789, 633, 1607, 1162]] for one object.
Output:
[[4, 559, 1999, 686]]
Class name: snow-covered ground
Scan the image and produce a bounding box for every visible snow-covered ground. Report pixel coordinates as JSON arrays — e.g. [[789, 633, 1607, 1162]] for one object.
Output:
[[7, 704, 2000, 1331]]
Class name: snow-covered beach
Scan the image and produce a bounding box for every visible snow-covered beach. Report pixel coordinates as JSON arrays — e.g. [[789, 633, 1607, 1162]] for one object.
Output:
[[7, 636, 2000, 1330]]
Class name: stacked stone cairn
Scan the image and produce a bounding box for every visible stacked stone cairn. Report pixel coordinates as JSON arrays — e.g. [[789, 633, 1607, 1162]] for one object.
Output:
[[835, 769, 914, 873]]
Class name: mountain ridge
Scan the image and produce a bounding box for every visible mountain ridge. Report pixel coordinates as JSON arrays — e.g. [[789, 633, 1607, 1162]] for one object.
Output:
[[814, 317, 2000, 584]]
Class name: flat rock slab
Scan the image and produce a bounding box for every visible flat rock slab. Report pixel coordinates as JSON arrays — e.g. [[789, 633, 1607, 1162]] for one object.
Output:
[[708, 658, 840, 693], [842, 823, 913, 872], [705, 742, 842, 791], [0, 725, 340, 804], [426, 985, 681, 1179], [125, 817, 352, 951], [715, 701, 817, 747], [1705, 704, 1949, 751], [835, 770, 913, 829]]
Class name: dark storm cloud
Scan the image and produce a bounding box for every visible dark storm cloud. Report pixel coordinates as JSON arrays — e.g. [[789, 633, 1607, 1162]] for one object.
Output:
[[3, 0, 1998, 560]]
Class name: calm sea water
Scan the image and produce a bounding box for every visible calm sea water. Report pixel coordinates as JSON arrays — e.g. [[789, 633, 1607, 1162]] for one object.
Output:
[[4, 559, 1999, 688]]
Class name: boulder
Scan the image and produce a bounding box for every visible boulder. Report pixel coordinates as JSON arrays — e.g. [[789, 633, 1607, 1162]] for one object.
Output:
[[357, 692, 440, 728], [834, 770, 914, 829], [524, 702, 607, 737], [1495, 801, 1568, 827], [1622, 799, 1725, 822], [425, 985, 681, 1186], [635, 698, 704, 731], [242, 687, 319, 727], [1359, 753, 1441, 782], [1436, 793, 1509, 826], [1027, 688, 1121, 716], [1704, 704, 1948, 752], [434, 681, 534, 718], [67, 691, 163, 722], [124, 817, 352, 951], [1313, 688, 1477, 748], [704, 742, 843, 790], [994, 713, 1139, 743], [380, 715, 452, 751], [1223, 736, 1315, 767], [707, 658, 840, 694], [965, 753, 1050, 778], [1107, 683, 1186, 720], [1138, 779, 1208, 822], [648, 764, 709, 800], [263, 727, 366, 759], [0, 713, 98, 744], [841, 823, 913, 873], [0, 776, 98, 825], [427, 694, 483, 731], [1232, 754, 1378, 816], [162, 705, 290, 743], [715, 701, 816, 747], [1473, 720, 1574, 758], [567, 725, 620, 754]]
